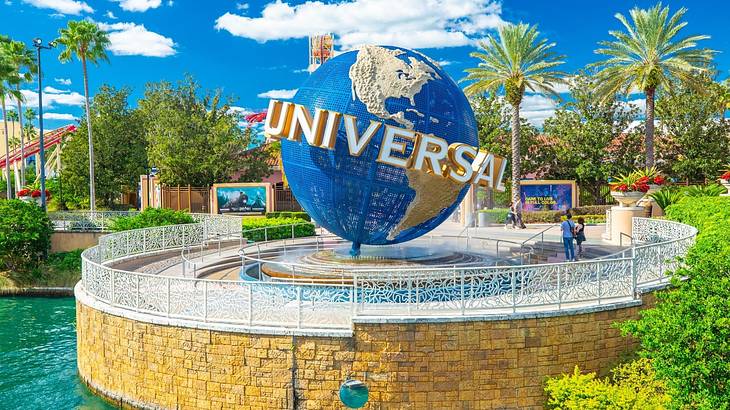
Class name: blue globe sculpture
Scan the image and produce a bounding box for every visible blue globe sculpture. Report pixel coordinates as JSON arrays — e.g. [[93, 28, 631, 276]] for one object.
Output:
[[282, 45, 478, 254]]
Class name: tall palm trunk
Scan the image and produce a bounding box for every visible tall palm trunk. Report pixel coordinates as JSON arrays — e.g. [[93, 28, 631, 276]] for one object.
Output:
[[510, 102, 524, 228], [645, 87, 656, 168], [16, 93, 24, 187], [81, 55, 96, 211], [2, 100, 10, 198]]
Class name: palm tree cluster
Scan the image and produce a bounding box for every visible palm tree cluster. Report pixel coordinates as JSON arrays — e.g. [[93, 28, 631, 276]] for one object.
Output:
[[462, 2, 717, 224], [0, 21, 109, 208]]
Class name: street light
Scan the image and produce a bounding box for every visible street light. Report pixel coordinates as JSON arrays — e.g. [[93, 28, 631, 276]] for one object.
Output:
[[32, 38, 56, 211], [147, 166, 159, 210]]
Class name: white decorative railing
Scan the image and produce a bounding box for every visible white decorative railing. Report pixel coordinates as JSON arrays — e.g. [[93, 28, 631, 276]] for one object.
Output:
[[78, 216, 697, 332], [50, 210, 139, 232]]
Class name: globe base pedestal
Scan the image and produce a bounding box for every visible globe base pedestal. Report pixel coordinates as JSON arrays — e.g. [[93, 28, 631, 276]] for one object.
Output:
[[350, 242, 361, 257]]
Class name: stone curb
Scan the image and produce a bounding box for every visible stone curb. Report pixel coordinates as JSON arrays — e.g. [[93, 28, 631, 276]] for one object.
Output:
[[0, 287, 75, 297]]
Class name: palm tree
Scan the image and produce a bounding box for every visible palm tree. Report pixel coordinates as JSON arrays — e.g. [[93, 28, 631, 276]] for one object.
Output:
[[719, 79, 730, 122], [462, 23, 565, 226], [2, 40, 36, 188], [57, 20, 110, 211], [590, 3, 715, 168], [0, 39, 24, 198]]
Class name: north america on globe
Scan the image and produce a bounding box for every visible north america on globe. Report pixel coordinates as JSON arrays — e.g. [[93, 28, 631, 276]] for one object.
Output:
[[275, 45, 482, 253]]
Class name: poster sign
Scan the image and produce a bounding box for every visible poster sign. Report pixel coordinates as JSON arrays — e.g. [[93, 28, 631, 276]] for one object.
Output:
[[519, 180, 577, 212], [212, 183, 273, 214]]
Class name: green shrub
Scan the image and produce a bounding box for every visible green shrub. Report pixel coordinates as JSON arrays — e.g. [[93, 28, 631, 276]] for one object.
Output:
[[46, 249, 83, 273], [242, 217, 315, 241], [109, 208, 194, 232], [477, 208, 508, 223], [650, 188, 684, 211], [545, 359, 671, 409], [265, 211, 311, 221], [0, 199, 54, 272], [619, 196, 730, 408], [681, 184, 725, 197], [522, 206, 611, 224]]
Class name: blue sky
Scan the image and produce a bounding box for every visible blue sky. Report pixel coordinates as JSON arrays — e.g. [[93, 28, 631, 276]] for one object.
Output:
[[2, 0, 729, 130]]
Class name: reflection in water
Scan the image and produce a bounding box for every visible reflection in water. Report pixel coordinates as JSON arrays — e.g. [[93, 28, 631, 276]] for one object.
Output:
[[0, 297, 112, 409]]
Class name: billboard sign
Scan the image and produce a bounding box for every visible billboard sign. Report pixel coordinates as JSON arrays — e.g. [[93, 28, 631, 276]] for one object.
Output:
[[519, 180, 577, 212], [212, 183, 273, 214]]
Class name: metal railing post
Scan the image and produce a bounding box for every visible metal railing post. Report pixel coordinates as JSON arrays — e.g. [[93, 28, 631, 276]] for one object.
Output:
[[460, 269, 465, 316], [557, 266, 562, 309], [203, 280, 208, 322], [297, 286, 303, 329], [631, 247, 638, 298], [264, 227, 268, 242], [166, 276, 171, 317], [511, 271, 516, 313]]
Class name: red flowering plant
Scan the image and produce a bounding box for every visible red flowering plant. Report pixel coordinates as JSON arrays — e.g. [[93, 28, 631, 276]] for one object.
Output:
[[610, 172, 650, 193], [17, 188, 30, 197], [719, 165, 730, 182], [30, 189, 51, 198], [636, 166, 666, 186]]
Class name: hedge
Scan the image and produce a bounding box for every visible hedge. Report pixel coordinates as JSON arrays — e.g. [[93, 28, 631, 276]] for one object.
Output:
[[242, 217, 315, 241], [618, 196, 730, 408], [0, 199, 54, 272], [545, 359, 670, 409], [109, 208, 195, 232], [265, 211, 311, 222], [477, 208, 509, 223]]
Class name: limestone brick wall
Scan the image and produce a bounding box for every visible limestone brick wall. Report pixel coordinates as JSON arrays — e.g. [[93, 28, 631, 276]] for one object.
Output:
[[77, 294, 654, 410]]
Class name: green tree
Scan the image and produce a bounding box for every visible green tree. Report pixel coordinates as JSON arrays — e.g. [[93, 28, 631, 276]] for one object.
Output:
[[472, 94, 545, 178], [138, 76, 272, 186], [621, 197, 730, 408], [718, 78, 730, 122], [22, 108, 36, 142], [655, 76, 730, 181], [57, 20, 111, 211], [590, 3, 715, 168], [462, 23, 565, 224], [0, 38, 24, 198], [1, 39, 36, 188], [543, 73, 643, 203], [60, 85, 147, 207]]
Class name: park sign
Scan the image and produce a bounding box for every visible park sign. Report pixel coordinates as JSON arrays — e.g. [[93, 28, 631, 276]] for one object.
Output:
[[265, 45, 506, 250], [263, 101, 507, 190]]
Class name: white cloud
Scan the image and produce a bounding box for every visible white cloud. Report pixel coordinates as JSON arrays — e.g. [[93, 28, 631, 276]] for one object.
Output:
[[54, 78, 72, 86], [235, 2, 248, 10], [520, 94, 558, 127], [257, 89, 297, 99], [44, 86, 69, 94], [113, 0, 161, 12], [22, 0, 93, 14], [4, 89, 85, 109], [215, 0, 506, 50], [105, 10, 118, 19], [621, 98, 646, 115], [43, 112, 76, 120], [436, 60, 454, 66], [98, 21, 177, 57], [228, 106, 253, 116]]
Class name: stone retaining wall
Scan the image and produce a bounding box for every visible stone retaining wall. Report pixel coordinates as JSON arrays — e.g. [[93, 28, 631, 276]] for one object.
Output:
[[77, 293, 655, 410]]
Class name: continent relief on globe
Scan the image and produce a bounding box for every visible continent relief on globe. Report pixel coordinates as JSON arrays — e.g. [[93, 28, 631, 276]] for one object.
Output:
[[348, 46, 468, 240], [264, 45, 507, 245]]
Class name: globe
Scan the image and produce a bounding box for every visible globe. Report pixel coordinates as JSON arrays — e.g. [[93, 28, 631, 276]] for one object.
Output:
[[282, 45, 478, 254]]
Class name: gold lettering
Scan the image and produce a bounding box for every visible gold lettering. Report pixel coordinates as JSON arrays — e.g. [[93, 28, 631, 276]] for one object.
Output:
[[411, 134, 449, 176], [446, 143, 477, 183], [263, 100, 293, 139], [343, 115, 382, 156]]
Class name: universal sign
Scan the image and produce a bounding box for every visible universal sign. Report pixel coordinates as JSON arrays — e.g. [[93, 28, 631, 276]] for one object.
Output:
[[264, 100, 508, 190]]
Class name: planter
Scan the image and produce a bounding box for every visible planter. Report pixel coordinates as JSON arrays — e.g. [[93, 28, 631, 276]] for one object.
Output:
[[610, 191, 645, 208], [478, 212, 489, 227], [18, 196, 32, 203], [646, 184, 661, 195], [721, 180, 730, 196]]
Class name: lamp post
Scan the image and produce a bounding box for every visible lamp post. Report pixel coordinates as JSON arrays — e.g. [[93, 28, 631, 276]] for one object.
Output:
[[32, 38, 56, 211], [147, 166, 158, 210]]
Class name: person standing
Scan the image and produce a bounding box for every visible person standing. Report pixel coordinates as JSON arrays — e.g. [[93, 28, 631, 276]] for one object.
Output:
[[561, 213, 576, 262], [575, 217, 587, 259]]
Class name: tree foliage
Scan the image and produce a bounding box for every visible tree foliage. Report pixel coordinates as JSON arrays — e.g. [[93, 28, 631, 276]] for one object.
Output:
[[545, 359, 671, 410], [138, 76, 272, 186], [543, 73, 643, 202], [60, 85, 146, 207], [656, 76, 730, 181], [620, 196, 730, 409], [0, 199, 53, 272]]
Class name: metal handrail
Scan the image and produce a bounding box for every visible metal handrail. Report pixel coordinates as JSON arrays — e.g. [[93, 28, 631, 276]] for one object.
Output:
[[79, 216, 697, 331], [519, 224, 558, 263]]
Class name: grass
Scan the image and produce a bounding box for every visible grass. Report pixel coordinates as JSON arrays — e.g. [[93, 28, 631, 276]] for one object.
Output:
[[0, 249, 83, 289]]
